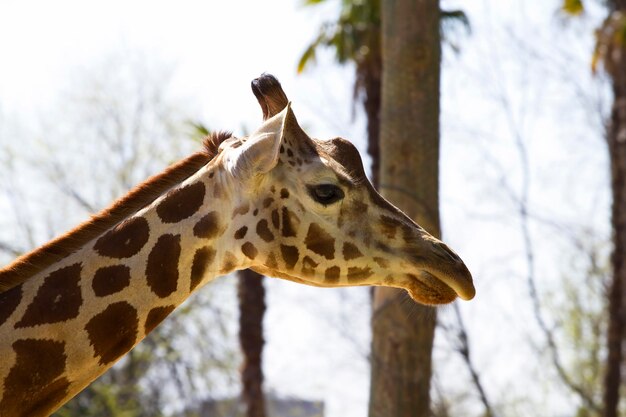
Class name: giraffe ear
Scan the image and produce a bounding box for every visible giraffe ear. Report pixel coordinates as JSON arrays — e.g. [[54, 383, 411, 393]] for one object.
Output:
[[226, 103, 290, 177]]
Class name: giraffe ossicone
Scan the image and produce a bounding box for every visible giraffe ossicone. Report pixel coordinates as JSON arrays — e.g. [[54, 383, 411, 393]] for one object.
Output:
[[0, 74, 474, 417]]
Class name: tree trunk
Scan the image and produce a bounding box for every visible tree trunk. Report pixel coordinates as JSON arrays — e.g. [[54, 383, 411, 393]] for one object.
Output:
[[368, 0, 441, 416], [604, 4, 626, 417], [362, 62, 382, 190], [604, 3, 626, 417], [605, 71, 626, 417], [238, 269, 267, 417]]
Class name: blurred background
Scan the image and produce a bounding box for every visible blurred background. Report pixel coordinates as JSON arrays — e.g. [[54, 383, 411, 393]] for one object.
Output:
[[0, 0, 619, 416]]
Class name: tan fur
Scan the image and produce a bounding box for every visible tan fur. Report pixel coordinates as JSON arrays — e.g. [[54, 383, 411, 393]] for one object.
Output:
[[0, 132, 232, 293]]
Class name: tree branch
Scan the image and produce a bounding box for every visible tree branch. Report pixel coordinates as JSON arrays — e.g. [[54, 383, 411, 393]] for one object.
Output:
[[0, 241, 23, 257], [452, 304, 496, 417]]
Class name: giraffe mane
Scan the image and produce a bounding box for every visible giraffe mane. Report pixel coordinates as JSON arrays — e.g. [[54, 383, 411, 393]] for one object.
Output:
[[0, 131, 233, 293]]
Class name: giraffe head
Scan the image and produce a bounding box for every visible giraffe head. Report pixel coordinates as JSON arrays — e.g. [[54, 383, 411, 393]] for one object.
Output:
[[212, 77, 474, 305]]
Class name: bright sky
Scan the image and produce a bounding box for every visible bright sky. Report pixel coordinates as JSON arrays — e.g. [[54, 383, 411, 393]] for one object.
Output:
[[0, 0, 354, 140], [0, 1, 612, 416]]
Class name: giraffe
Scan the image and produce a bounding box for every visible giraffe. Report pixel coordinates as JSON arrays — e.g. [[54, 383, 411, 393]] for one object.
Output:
[[0, 74, 474, 417]]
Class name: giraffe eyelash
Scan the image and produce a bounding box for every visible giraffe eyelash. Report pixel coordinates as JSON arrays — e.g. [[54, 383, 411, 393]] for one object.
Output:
[[307, 184, 345, 205]]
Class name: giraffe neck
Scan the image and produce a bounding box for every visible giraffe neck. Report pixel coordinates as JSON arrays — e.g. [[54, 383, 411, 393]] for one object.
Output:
[[0, 162, 249, 417]]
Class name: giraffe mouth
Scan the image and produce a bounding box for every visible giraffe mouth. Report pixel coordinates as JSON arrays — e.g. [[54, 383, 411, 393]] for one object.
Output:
[[402, 242, 475, 303], [397, 272, 456, 305], [403, 265, 475, 305], [402, 272, 456, 305]]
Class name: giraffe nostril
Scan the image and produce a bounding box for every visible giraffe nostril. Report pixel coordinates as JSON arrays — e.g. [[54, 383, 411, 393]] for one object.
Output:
[[434, 243, 462, 263]]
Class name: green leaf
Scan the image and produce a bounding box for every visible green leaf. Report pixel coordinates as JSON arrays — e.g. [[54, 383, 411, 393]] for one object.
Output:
[[297, 44, 317, 73], [562, 0, 584, 15], [186, 121, 211, 143]]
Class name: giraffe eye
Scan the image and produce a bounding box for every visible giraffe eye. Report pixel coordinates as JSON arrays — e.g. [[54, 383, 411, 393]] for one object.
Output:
[[308, 184, 345, 205]]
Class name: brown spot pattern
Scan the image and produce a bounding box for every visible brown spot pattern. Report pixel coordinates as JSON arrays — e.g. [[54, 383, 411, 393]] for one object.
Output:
[[401, 222, 417, 241], [242, 242, 258, 260], [234, 226, 248, 239], [347, 267, 373, 282], [0, 284, 22, 325], [263, 197, 274, 208], [94, 217, 149, 259], [305, 223, 335, 260], [380, 215, 398, 239], [144, 305, 176, 334], [265, 252, 278, 269], [280, 188, 289, 199], [256, 219, 274, 242], [281, 207, 299, 237], [92, 265, 131, 297], [156, 182, 205, 223], [193, 211, 220, 239], [0, 339, 70, 417], [352, 200, 368, 214], [233, 203, 250, 217], [375, 241, 393, 254], [0, 146, 219, 295], [280, 245, 299, 269], [374, 257, 390, 268], [343, 242, 363, 260], [301, 256, 318, 277], [190, 246, 215, 291], [86, 301, 138, 365], [220, 251, 237, 273], [16, 263, 82, 328], [271, 209, 280, 229], [325, 266, 340, 284], [146, 234, 181, 298]]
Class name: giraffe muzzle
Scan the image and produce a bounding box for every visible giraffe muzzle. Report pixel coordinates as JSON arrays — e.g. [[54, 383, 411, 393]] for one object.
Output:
[[425, 242, 475, 301]]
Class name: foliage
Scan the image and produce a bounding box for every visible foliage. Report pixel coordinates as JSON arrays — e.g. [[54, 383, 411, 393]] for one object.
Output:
[[298, 0, 382, 107], [298, 0, 380, 73], [592, 11, 626, 74], [188, 122, 211, 143], [298, 0, 470, 92], [562, 0, 585, 15], [561, 2, 626, 417], [561, 0, 626, 74], [54, 377, 145, 417], [552, 242, 609, 416]]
